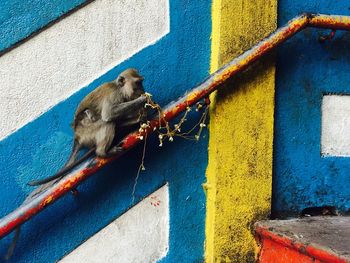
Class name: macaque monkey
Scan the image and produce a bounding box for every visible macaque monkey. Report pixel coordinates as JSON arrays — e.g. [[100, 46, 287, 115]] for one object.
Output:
[[3, 69, 149, 260], [28, 68, 148, 186]]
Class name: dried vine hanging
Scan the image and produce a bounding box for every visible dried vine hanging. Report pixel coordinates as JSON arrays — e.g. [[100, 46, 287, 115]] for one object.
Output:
[[131, 93, 209, 204]]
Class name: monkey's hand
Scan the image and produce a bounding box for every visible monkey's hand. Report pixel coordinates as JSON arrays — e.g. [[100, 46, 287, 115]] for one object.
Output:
[[102, 95, 147, 122]]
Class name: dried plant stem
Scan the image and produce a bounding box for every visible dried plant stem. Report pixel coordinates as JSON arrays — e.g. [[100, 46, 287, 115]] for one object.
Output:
[[132, 95, 209, 204], [131, 133, 147, 204]]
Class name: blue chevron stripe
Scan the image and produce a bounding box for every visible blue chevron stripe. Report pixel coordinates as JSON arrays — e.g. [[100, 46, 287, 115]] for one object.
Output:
[[0, 0, 87, 53], [0, 1, 211, 262]]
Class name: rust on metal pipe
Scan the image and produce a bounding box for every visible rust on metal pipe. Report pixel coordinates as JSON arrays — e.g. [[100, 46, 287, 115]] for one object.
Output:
[[308, 14, 350, 30], [1, 13, 350, 239]]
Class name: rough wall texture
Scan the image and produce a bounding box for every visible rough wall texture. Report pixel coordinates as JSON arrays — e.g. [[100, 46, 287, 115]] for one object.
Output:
[[0, 0, 87, 53], [0, 0, 211, 262], [205, 0, 277, 262], [0, 0, 169, 140], [273, 1, 350, 216], [60, 185, 169, 263]]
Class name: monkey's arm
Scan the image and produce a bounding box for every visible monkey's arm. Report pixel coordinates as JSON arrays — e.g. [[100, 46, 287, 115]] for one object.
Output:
[[101, 95, 147, 122]]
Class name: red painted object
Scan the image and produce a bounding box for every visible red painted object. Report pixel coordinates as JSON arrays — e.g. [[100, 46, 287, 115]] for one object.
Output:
[[255, 217, 350, 263], [1, 13, 350, 240]]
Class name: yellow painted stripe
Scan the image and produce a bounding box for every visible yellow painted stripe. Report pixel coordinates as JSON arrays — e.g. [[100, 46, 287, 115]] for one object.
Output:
[[205, 0, 277, 261], [204, 0, 221, 260]]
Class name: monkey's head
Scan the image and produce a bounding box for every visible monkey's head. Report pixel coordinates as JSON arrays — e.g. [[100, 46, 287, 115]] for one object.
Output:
[[117, 68, 145, 99]]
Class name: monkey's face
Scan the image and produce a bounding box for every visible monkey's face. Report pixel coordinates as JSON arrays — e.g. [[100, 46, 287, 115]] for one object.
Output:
[[117, 70, 145, 99], [130, 77, 145, 97]]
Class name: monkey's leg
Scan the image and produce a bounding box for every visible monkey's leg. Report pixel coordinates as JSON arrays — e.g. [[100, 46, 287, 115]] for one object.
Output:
[[66, 141, 81, 196], [64, 141, 83, 196], [102, 96, 147, 122], [95, 123, 116, 157]]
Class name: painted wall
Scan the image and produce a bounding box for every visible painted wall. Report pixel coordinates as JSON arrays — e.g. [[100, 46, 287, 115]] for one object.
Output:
[[5, 0, 349, 261], [273, 2, 350, 216], [205, 0, 276, 262], [0, 0, 87, 53], [60, 185, 170, 263], [0, 0, 211, 262], [0, 0, 169, 140]]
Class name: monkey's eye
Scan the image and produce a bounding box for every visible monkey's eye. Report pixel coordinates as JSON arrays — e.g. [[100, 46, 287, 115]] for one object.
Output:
[[118, 76, 125, 85], [135, 79, 143, 84]]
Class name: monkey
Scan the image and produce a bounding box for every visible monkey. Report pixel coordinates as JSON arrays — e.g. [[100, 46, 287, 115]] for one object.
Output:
[[3, 69, 148, 260], [4, 87, 147, 261], [28, 68, 148, 186], [4, 68, 151, 260]]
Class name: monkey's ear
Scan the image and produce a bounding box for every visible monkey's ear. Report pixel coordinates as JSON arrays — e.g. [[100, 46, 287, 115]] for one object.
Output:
[[117, 76, 125, 86]]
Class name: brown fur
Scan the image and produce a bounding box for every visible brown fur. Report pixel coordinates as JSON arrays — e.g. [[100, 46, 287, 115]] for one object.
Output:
[[73, 68, 145, 152], [28, 68, 146, 186], [73, 68, 144, 129]]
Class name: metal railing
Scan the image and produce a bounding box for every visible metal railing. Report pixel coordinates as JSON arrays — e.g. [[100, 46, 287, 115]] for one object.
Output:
[[1, 13, 350, 239]]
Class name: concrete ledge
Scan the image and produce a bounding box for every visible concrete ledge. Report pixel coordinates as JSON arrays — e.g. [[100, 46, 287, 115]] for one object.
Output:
[[255, 216, 350, 263]]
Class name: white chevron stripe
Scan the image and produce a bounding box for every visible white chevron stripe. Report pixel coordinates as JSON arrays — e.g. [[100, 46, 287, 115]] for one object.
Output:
[[0, 0, 169, 140], [59, 184, 169, 263]]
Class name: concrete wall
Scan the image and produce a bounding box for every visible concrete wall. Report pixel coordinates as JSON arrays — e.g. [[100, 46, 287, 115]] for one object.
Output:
[[0, 0, 169, 140], [205, 1, 350, 260], [2, 0, 349, 261], [0, 0, 211, 262], [60, 185, 170, 263], [273, 1, 350, 216], [0, 0, 86, 53], [205, 0, 276, 261]]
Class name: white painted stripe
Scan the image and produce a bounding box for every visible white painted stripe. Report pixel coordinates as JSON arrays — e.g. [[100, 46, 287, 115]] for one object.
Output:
[[59, 184, 169, 263], [321, 95, 350, 157], [0, 0, 169, 140]]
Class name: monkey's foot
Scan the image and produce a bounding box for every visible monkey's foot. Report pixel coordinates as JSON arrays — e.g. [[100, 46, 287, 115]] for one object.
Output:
[[108, 146, 124, 156]]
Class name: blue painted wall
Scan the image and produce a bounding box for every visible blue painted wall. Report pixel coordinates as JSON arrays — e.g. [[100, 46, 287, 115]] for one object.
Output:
[[0, 1, 211, 262], [273, 2, 350, 216], [0, 0, 87, 53]]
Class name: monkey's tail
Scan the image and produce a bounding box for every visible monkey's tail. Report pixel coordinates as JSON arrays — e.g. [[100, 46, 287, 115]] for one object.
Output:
[[27, 148, 95, 186], [4, 227, 20, 261]]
